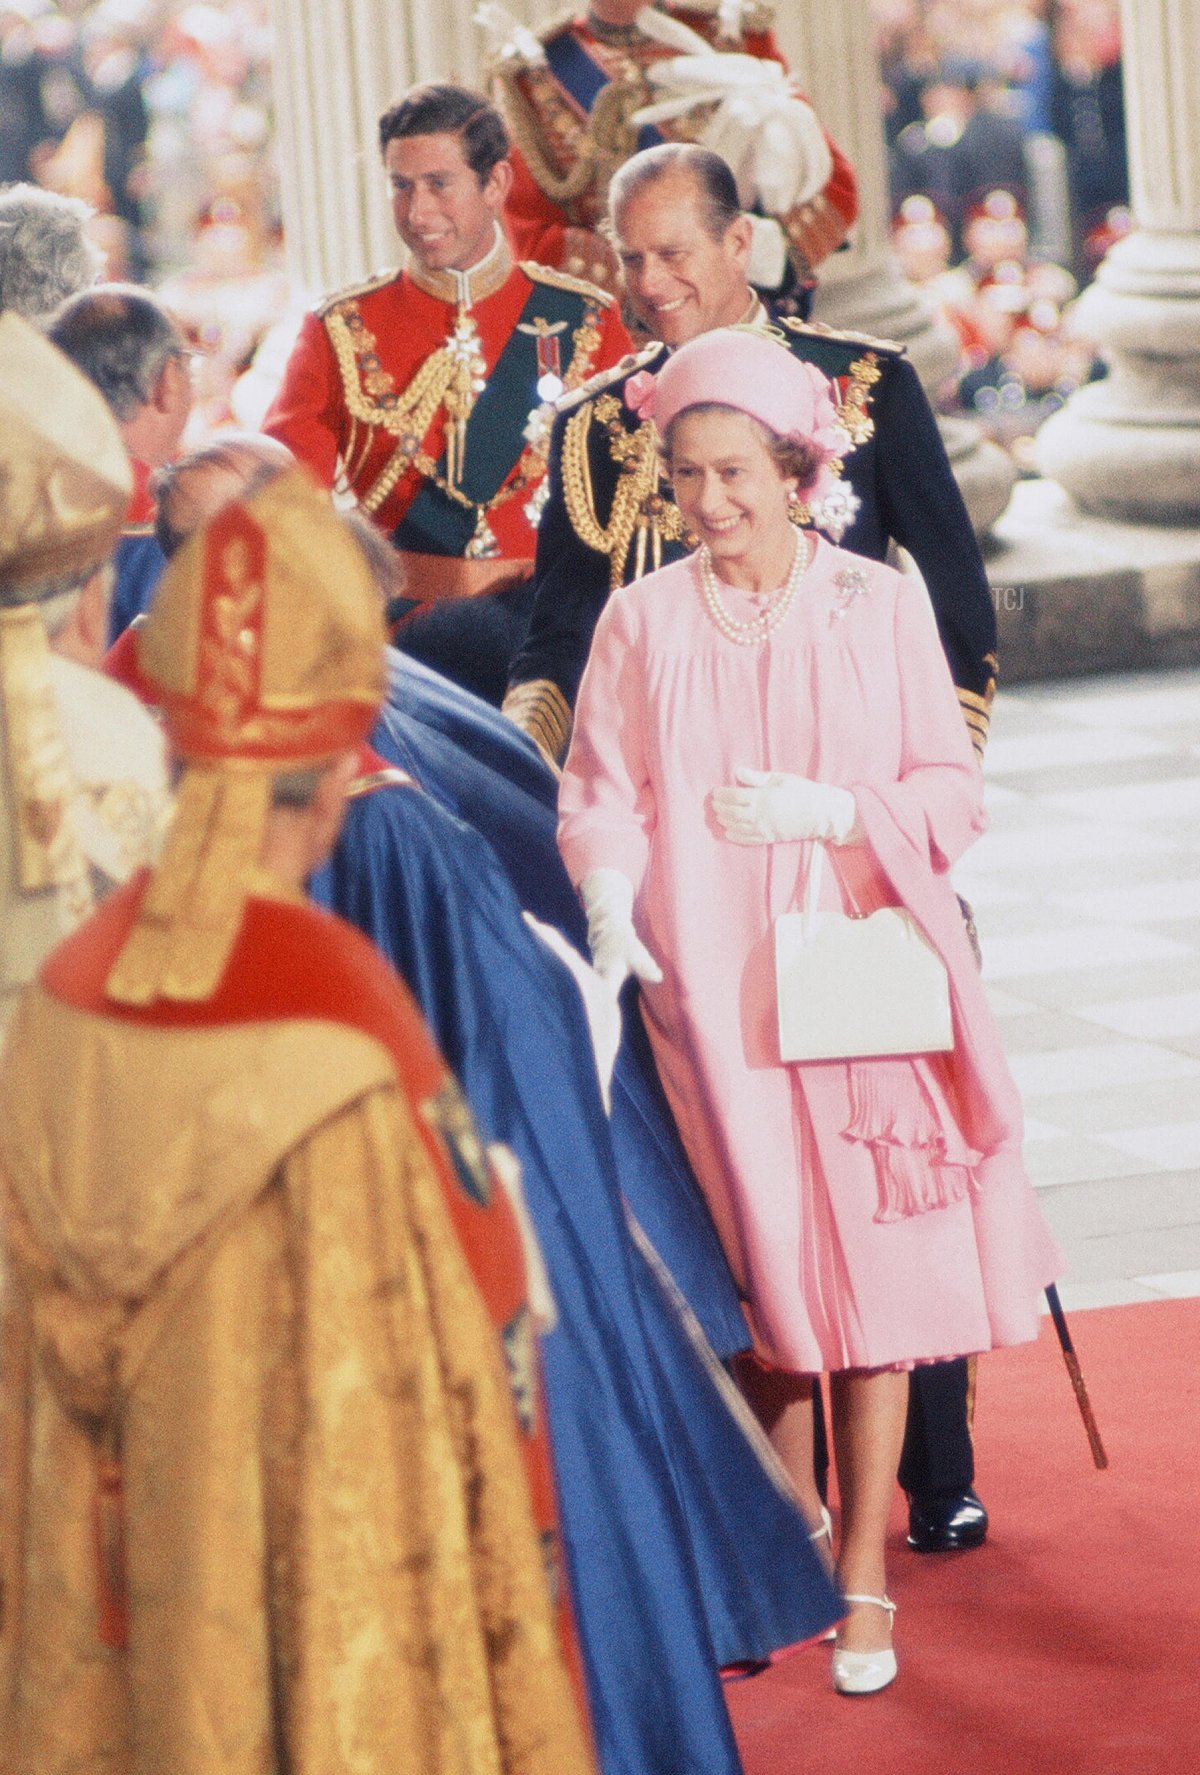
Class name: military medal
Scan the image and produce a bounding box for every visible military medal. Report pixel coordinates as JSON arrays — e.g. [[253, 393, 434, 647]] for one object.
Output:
[[520, 315, 568, 403]]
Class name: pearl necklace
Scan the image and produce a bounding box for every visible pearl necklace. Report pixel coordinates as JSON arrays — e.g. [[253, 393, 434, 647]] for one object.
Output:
[[697, 531, 812, 645]]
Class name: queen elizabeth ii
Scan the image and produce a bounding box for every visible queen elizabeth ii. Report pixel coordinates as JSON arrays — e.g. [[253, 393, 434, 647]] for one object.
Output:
[[557, 325, 1060, 1697]]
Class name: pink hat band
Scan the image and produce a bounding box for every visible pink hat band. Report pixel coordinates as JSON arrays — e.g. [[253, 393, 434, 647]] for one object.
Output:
[[647, 327, 844, 452]]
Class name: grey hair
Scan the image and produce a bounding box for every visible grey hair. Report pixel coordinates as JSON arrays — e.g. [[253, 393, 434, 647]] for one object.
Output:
[[0, 561, 94, 619], [47, 284, 185, 422], [38, 586, 87, 640], [341, 506, 405, 608], [610, 144, 742, 243], [0, 183, 104, 323], [153, 433, 294, 558]]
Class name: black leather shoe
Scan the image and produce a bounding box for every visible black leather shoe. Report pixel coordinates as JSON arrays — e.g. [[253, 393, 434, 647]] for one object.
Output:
[[906, 1488, 988, 1553]]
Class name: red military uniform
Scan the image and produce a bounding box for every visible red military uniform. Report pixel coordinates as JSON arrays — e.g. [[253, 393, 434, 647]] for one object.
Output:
[[264, 229, 630, 575], [264, 228, 630, 702], [485, 2, 858, 288]]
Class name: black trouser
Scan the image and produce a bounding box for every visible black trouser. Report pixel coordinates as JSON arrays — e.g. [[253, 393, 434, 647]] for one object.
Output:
[[393, 575, 536, 708], [814, 1357, 974, 1499]]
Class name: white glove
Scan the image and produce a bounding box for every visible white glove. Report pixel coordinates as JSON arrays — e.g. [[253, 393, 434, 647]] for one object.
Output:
[[579, 867, 663, 991], [712, 767, 858, 846], [524, 912, 623, 1113], [630, 13, 834, 217]]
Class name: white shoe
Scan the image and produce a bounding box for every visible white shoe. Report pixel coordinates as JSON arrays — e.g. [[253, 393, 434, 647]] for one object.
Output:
[[831, 1594, 897, 1695]]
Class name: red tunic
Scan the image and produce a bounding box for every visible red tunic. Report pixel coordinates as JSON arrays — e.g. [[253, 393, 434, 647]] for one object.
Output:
[[124, 456, 156, 531], [493, 7, 858, 281], [264, 258, 630, 559]]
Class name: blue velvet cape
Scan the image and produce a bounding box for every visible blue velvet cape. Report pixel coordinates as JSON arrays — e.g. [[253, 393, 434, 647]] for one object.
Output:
[[311, 762, 840, 1775], [374, 650, 751, 1355]]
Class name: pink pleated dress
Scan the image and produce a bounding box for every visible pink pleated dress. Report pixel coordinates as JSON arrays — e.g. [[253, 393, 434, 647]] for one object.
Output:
[[558, 538, 1061, 1374]]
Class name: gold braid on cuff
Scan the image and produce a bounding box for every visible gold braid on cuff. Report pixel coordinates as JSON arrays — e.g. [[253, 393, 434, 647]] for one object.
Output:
[[958, 692, 992, 759], [501, 678, 572, 768]]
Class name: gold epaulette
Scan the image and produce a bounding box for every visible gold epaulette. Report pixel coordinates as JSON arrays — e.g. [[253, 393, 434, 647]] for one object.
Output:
[[315, 268, 397, 319], [519, 260, 617, 308], [780, 316, 906, 356], [553, 343, 663, 416]]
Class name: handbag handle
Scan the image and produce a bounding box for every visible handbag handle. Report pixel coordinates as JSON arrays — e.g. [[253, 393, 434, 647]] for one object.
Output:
[[803, 837, 867, 940], [803, 841, 825, 940]]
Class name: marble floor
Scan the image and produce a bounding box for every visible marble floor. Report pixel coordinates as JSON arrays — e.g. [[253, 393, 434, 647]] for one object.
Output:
[[960, 665, 1200, 1310]]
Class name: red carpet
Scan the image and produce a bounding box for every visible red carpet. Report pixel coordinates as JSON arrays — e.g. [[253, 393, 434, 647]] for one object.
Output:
[[726, 1299, 1200, 1774]]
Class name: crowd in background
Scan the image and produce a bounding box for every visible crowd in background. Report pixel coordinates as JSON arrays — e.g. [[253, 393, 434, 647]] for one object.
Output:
[[1, 0, 1130, 469], [875, 0, 1126, 466], [0, 0, 280, 432]]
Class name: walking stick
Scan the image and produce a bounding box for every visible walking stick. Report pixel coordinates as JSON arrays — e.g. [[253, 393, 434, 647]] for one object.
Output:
[[1045, 1284, 1108, 1469]]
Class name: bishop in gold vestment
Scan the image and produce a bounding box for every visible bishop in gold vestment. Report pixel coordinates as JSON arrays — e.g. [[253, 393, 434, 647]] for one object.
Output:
[[0, 313, 169, 1034], [0, 471, 594, 1775]]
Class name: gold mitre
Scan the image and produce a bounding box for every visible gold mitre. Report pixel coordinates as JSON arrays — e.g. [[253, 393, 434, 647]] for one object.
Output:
[[0, 311, 131, 602], [107, 468, 387, 1006], [136, 466, 386, 765], [0, 314, 130, 907]]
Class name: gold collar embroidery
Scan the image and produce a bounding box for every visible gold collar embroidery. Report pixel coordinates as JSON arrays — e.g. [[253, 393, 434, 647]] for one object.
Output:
[[406, 223, 513, 310]]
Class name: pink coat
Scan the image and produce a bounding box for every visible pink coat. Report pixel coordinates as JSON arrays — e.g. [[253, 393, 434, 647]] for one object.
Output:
[[559, 539, 1060, 1372]]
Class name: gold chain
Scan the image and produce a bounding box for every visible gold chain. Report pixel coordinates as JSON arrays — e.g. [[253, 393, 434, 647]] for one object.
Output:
[[561, 402, 664, 588], [326, 297, 604, 532], [326, 304, 456, 439], [498, 67, 600, 206], [326, 303, 463, 515]]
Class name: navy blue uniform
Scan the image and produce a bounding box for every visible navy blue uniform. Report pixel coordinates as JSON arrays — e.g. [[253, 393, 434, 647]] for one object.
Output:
[[505, 321, 997, 765]]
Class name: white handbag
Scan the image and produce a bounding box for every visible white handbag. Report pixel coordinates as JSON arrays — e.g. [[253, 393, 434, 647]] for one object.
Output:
[[774, 843, 954, 1063]]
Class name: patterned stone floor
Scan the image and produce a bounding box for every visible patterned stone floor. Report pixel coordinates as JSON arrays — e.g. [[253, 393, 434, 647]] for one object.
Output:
[[960, 665, 1200, 1309]]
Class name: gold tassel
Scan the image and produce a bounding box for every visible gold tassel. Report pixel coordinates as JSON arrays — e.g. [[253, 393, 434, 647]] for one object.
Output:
[[107, 767, 272, 1004]]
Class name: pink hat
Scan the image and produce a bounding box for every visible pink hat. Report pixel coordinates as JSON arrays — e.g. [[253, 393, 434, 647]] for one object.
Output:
[[636, 327, 845, 454], [627, 327, 860, 538]]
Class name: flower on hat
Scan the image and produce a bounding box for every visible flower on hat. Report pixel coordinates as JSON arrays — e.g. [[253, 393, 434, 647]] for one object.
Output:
[[624, 369, 658, 420]]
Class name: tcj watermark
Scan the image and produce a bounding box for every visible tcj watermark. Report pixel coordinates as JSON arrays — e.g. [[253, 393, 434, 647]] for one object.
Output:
[[992, 584, 1026, 612]]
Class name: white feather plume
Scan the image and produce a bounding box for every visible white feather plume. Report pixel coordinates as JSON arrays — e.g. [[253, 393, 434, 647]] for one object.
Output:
[[474, 2, 546, 64], [631, 50, 833, 215], [659, 0, 760, 41], [633, 5, 714, 56]]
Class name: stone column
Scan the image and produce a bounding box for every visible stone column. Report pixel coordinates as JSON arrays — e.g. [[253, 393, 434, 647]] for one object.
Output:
[[772, 0, 1016, 533], [1035, 0, 1200, 520], [268, 0, 499, 294]]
